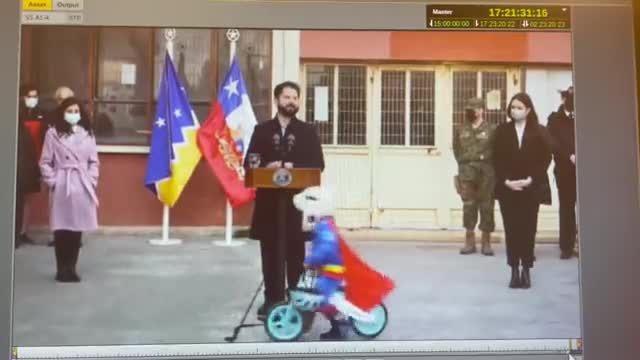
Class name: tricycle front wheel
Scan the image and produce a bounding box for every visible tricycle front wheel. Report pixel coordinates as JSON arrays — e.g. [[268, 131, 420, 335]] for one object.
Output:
[[265, 302, 304, 342]]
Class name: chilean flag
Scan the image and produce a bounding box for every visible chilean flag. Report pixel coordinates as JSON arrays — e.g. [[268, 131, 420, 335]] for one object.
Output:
[[197, 56, 257, 208]]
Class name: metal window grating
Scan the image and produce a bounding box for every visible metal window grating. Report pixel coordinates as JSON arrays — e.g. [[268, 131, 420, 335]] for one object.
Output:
[[410, 71, 436, 146], [305, 64, 335, 144], [381, 70, 406, 145], [452, 71, 478, 139], [337, 66, 367, 145]]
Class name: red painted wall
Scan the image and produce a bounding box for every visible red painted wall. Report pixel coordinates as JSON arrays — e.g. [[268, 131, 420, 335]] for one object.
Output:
[[301, 31, 572, 64], [28, 155, 254, 227]]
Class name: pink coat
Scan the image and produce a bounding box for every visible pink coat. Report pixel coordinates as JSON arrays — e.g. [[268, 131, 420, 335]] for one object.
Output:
[[39, 127, 100, 232]]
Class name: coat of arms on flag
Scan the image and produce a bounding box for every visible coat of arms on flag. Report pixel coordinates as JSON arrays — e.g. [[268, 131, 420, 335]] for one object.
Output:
[[197, 56, 258, 208]]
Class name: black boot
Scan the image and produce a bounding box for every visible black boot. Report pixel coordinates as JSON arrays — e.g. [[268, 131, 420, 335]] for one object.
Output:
[[520, 267, 531, 289], [69, 238, 81, 282], [55, 239, 73, 283], [320, 318, 346, 340], [509, 266, 521, 289], [54, 241, 64, 281]]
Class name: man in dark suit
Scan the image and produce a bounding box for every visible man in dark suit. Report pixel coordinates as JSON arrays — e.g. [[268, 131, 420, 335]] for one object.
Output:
[[243, 81, 325, 321], [547, 87, 577, 259]]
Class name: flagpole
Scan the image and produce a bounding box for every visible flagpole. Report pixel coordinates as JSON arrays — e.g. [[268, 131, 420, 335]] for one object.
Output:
[[214, 29, 245, 248], [149, 28, 183, 247]]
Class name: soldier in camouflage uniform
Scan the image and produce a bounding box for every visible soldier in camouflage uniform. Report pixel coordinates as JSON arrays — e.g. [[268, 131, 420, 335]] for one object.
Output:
[[453, 98, 497, 256]]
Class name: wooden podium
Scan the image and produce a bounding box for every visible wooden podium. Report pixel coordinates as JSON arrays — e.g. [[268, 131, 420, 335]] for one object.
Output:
[[245, 167, 321, 305], [245, 167, 321, 190]]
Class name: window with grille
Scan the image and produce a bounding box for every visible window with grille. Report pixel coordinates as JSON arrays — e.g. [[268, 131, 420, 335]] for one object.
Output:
[[23, 27, 273, 147], [452, 70, 508, 140], [304, 64, 367, 145], [381, 70, 436, 146]]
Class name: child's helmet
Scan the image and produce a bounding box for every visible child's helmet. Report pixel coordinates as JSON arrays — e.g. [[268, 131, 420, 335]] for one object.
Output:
[[293, 186, 336, 229]]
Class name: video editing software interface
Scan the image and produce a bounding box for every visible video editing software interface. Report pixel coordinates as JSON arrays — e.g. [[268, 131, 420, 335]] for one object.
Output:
[[4, 0, 638, 359]]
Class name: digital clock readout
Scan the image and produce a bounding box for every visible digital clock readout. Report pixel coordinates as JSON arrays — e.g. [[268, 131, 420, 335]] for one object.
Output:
[[426, 5, 570, 31], [488, 8, 549, 18]]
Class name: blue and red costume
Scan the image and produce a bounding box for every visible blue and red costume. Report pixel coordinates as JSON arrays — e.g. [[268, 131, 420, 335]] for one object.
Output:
[[304, 217, 345, 307], [304, 216, 395, 317]]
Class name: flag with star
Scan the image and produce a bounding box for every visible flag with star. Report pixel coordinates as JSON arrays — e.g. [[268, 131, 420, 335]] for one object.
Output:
[[197, 56, 257, 208], [144, 51, 202, 207]]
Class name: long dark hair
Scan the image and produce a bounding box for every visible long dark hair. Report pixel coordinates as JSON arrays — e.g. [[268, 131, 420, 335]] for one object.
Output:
[[53, 97, 94, 137], [506, 92, 539, 126]]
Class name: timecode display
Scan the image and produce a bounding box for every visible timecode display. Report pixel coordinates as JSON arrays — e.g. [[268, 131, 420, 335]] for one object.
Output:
[[426, 5, 571, 31], [488, 8, 549, 18]]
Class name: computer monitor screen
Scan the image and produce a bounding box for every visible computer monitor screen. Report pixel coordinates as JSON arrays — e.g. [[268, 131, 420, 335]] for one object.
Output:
[[1, 1, 638, 359]]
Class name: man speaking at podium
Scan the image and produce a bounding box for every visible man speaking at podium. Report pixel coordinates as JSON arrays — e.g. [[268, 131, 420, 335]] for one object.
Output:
[[244, 81, 325, 321]]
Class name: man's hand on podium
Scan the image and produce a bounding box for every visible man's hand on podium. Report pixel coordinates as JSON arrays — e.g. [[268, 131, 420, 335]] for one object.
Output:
[[265, 161, 293, 169]]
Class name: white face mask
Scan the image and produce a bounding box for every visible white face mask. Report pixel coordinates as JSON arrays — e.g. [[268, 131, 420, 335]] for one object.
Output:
[[64, 112, 81, 125], [511, 109, 528, 122], [25, 97, 38, 109]]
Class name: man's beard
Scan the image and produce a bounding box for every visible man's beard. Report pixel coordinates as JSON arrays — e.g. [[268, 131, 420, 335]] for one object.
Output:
[[278, 103, 298, 117]]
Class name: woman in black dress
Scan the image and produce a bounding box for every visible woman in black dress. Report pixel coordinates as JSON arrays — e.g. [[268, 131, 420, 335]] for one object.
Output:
[[493, 92, 552, 289]]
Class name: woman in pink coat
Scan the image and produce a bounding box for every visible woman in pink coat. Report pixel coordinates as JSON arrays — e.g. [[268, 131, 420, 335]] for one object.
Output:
[[40, 97, 99, 283]]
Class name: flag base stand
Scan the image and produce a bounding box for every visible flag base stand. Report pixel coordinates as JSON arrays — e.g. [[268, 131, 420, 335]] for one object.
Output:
[[149, 238, 183, 246], [148, 206, 182, 246], [213, 239, 245, 247]]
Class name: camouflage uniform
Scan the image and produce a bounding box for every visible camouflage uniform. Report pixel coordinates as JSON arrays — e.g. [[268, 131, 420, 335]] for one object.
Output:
[[453, 98, 496, 255]]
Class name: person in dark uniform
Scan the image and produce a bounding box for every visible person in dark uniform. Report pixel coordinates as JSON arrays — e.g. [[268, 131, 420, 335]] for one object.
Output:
[[243, 81, 325, 321], [547, 86, 577, 259], [16, 84, 47, 248], [493, 92, 552, 289]]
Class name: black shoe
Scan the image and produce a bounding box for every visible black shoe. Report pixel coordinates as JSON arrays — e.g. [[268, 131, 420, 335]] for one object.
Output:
[[20, 234, 35, 245], [69, 271, 81, 282], [320, 321, 346, 340], [55, 269, 74, 283], [257, 302, 273, 321], [302, 311, 316, 333], [560, 251, 572, 259], [47, 240, 55, 247], [509, 267, 521, 289], [520, 267, 531, 289]]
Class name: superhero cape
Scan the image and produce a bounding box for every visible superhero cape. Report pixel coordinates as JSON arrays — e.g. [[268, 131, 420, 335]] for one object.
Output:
[[23, 120, 44, 157], [327, 219, 395, 311]]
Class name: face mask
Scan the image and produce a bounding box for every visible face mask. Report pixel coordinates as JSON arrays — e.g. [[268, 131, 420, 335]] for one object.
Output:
[[511, 109, 527, 121], [25, 97, 38, 109], [64, 112, 81, 125]]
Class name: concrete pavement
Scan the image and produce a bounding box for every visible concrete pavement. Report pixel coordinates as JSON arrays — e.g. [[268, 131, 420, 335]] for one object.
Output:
[[12, 233, 581, 346]]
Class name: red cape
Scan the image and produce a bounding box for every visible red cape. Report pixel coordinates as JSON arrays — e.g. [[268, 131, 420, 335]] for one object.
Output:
[[329, 220, 395, 311]]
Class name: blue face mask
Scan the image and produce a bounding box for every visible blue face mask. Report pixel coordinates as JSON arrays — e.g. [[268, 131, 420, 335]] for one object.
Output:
[[64, 112, 81, 125]]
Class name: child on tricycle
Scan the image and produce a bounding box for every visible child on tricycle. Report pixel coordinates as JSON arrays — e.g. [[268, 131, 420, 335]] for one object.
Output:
[[263, 186, 395, 342]]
